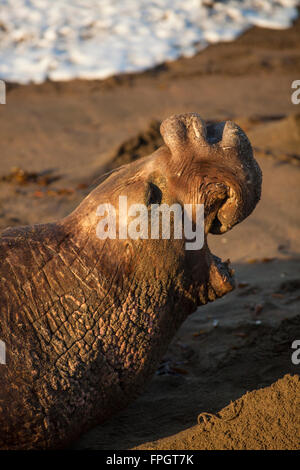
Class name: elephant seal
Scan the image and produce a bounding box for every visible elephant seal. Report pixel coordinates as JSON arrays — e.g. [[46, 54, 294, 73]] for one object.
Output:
[[0, 113, 262, 449]]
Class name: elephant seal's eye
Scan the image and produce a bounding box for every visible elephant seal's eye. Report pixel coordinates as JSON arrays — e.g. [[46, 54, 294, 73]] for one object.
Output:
[[145, 182, 162, 206]]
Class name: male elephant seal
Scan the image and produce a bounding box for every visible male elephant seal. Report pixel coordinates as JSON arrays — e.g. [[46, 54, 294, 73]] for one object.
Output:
[[0, 113, 262, 449]]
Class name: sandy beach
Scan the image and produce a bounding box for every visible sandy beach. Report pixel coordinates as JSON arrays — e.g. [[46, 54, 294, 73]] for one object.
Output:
[[0, 13, 299, 450]]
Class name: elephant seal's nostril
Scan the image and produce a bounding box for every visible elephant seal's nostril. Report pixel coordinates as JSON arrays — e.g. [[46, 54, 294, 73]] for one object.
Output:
[[206, 122, 225, 144]]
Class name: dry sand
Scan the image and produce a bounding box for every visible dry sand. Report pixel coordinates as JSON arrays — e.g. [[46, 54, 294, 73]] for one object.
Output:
[[0, 15, 299, 450]]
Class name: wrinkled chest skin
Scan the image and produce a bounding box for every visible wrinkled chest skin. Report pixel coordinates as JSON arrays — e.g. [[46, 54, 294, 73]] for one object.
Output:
[[0, 113, 262, 449]]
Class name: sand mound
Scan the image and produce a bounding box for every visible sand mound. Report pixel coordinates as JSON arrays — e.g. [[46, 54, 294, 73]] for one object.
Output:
[[108, 120, 162, 170], [247, 113, 300, 166], [134, 374, 299, 450]]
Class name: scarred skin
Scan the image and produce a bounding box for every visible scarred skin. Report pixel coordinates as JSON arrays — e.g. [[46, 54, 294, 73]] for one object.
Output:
[[0, 113, 262, 449]]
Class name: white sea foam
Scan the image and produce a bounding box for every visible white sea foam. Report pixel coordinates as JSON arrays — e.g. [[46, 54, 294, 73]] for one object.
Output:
[[0, 0, 299, 84]]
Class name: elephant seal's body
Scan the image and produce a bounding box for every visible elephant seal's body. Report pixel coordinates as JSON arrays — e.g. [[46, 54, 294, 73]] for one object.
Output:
[[0, 113, 261, 449]]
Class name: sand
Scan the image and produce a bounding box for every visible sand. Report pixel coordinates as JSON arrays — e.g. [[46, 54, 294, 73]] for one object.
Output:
[[133, 374, 299, 450], [0, 15, 299, 450]]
